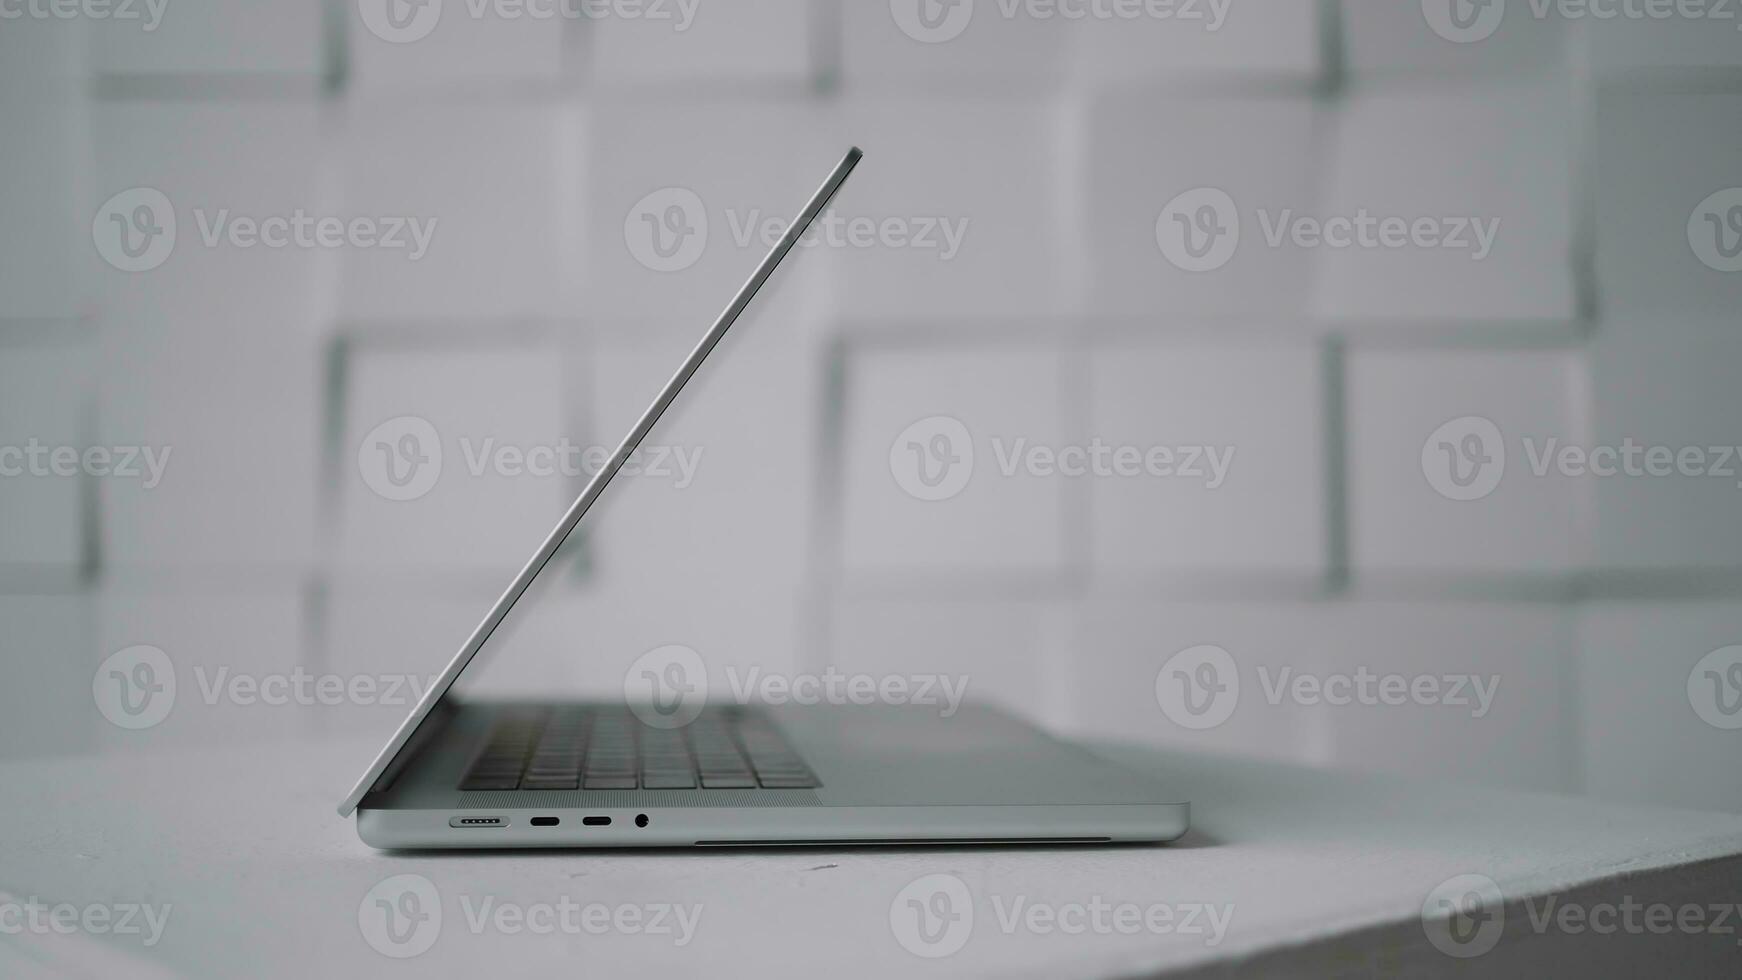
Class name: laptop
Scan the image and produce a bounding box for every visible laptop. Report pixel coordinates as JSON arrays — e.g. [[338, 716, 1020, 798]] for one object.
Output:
[[338, 147, 1190, 848]]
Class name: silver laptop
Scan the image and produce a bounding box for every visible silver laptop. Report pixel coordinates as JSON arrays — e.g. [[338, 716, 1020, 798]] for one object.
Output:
[[338, 147, 1190, 848]]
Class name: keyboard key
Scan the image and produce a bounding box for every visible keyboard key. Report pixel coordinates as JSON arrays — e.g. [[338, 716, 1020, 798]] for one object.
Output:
[[458, 706, 818, 790], [519, 777, 580, 790]]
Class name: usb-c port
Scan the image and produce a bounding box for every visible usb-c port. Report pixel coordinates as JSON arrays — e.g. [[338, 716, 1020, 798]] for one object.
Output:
[[530, 816, 559, 827], [582, 816, 611, 827]]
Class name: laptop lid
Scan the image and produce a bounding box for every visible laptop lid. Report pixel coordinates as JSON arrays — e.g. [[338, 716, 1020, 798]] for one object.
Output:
[[339, 147, 863, 817]]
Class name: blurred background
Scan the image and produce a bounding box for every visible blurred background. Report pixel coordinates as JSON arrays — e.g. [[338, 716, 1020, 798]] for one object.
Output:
[[2, 0, 1740, 814]]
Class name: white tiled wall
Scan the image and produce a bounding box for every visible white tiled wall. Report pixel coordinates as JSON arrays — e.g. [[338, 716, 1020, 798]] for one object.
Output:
[[4, 1, 1740, 814]]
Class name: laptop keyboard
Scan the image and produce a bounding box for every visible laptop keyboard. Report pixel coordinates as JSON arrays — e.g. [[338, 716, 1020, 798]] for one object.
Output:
[[458, 706, 821, 791]]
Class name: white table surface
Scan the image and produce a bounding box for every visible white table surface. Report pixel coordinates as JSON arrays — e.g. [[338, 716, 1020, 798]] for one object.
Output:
[[2, 737, 1740, 979]]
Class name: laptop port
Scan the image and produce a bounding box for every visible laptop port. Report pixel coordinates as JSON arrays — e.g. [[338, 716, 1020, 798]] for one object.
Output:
[[530, 816, 559, 827], [450, 816, 506, 828], [581, 816, 610, 827]]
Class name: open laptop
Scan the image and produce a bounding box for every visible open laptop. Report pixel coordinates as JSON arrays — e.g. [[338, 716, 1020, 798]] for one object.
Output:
[[338, 147, 1190, 848]]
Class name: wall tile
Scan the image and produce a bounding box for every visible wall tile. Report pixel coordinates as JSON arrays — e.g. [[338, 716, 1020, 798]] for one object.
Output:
[[334, 335, 573, 578], [1314, 83, 1576, 324], [93, 588, 307, 748], [1087, 341, 1325, 580], [90, 0, 326, 78], [822, 97, 1069, 323], [97, 319, 321, 574], [1316, 601, 1573, 791], [1594, 92, 1742, 325], [828, 595, 1069, 727], [88, 101, 329, 333], [0, 595, 94, 760], [338, 101, 574, 322], [0, 89, 85, 319], [0, 340, 91, 578], [1587, 332, 1742, 572], [587, 0, 814, 88], [347, 0, 567, 90], [1347, 348, 1586, 579], [1068, 598, 1333, 765], [1085, 94, 1321, 320], [583, 338, 817, 588], [839, 344, 1068, 579], [1341, 0, 1567, 77], [1579, 602, 1742, 812], [585, 100, 835, 341]]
